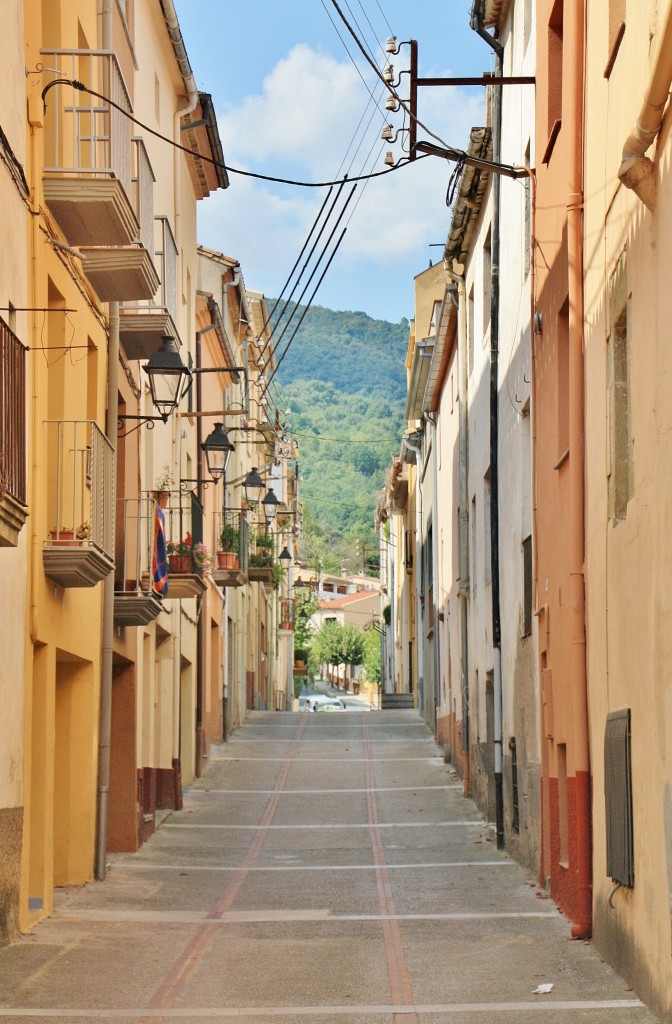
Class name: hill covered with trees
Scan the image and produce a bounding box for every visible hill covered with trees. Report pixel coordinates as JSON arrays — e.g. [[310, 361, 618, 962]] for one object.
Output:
[[270, 302, 408, 571]]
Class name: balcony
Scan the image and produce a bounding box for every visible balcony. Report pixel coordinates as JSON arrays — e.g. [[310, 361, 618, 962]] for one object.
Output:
[[280, 598, 295, 632], [114, 495, 163, 626], [120, 216, 179, 359], [212, 511, 249, 588], [42, 420, 115, 587], [248, 531, 274, 584], [0, 318, 28, 546], [41, 52, 159, 302], [160, 490, 208, 599]]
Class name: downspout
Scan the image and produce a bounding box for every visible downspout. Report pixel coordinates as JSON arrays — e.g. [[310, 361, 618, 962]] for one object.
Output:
[[95, 0, 118, 882], [446, 264, 471, 797], [618, 0, 672, 210], [567, 0, 592, 940], [471, 1, 505, 849]]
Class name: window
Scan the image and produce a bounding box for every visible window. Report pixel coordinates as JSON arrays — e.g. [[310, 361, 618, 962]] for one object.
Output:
[[608, 250, 633, 522], [522, 535, 533, 637]]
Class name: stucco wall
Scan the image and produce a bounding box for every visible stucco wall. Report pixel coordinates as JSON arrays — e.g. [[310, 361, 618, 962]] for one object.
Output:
[[584, 0, 672, 1014]]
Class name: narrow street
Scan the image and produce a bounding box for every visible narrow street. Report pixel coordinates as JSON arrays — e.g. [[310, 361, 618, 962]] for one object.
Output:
[[0, 711, 658, 1023]]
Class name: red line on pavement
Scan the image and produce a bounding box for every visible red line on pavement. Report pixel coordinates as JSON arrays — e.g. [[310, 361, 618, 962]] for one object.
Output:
[[136, 715, 308, 1024], [363, 718, 419, 1024]]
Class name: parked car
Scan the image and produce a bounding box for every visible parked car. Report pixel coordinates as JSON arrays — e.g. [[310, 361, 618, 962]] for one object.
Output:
[[302, 694, 345, 712], [314, 698, 346, 713]]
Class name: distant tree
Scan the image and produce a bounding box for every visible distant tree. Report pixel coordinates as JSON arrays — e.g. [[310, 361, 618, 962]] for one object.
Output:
[[363, 627, 381, 684], [352, 446, 380, 477]]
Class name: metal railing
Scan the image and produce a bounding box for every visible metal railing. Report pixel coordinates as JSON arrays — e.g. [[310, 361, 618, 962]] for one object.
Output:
[[156, 217, 178, 323], [250, 530, 274, 567], [153, 489, 205, 574], [0, 317, 26, 504], [44, 420, 114, 557], [212, 510, 249, 574], [280, 598, 295, 630], [132, 138, 155, 254], [115, 494, 156, 593], [120, 216, 177, 324], [41, 50, 132, 199]]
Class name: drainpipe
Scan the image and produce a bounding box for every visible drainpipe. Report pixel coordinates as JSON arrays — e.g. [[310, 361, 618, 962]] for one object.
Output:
[[446, 264, 471, 797], [471, 1, 505, 849], [618, 0, 672, 210], [566, 0, 592, 941], [95, 0, 118, 883]]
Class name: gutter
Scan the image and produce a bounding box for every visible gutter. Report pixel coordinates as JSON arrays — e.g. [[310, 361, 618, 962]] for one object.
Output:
[[619, 0, 672, 210], [159, 0, 199, 116]]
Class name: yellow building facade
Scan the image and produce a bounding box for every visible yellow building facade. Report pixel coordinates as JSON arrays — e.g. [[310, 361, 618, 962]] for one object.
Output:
[[19, 0, 228, 930]]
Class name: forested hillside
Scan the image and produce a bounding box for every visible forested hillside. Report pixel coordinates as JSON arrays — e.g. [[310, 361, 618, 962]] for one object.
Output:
[[271, 302, 408, 571]]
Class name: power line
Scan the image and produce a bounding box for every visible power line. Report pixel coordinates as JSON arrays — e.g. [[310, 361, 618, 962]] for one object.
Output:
[[260, 181, 355, 373], [263, 229, 349, 393], [291, 430, 399, 444], [40, 79, 428, 189]]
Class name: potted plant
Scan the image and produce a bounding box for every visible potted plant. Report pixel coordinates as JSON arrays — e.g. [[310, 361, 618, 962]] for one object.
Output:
[[167, 532, 192, 573], [50, 526, 75, 545], [218, 523, 239, 570], [192, 541, 214, 576], [153, 465, 173, 508]]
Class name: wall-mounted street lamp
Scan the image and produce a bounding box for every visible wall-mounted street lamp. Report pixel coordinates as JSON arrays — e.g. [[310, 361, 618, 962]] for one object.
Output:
[[243, 466, 264, 509], [262, 486, 279, 523], [144, 334, 192, 418], [118, 334, 193, 436], [278, 545, 292, 570], [200, 422, 234, 481]]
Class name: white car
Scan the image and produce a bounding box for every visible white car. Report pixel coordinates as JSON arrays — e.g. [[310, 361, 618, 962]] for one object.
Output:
[[302, 695, 345, 712], [314, 699, 346, 713]]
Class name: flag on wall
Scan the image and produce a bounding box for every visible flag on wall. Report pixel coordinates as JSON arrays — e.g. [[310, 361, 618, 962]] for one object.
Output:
[[152, 501, 169, 597]]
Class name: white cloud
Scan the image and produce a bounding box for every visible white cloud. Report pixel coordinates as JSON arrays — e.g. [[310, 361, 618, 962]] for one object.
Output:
[[199, 44, 485, 316]]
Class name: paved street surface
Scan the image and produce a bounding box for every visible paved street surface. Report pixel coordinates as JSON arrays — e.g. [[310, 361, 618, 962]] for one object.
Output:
[[0, 711, 660, 1023]]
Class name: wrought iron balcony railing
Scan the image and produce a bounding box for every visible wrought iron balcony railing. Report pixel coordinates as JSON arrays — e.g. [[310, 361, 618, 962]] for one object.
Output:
[[43, 419, 115, 586]]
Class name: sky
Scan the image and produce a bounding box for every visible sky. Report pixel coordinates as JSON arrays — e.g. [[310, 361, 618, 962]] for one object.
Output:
[[174, 1, 490, 323]]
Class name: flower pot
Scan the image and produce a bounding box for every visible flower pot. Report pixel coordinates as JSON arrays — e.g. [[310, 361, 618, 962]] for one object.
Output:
[[50, 529, 77, 545], [217, 551, 239, 570], [168, 554, 192, 573], [152, 490, 170, 509]]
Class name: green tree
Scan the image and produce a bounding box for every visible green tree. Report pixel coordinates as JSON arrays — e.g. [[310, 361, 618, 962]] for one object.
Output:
[[363, 627, 381, 684]]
